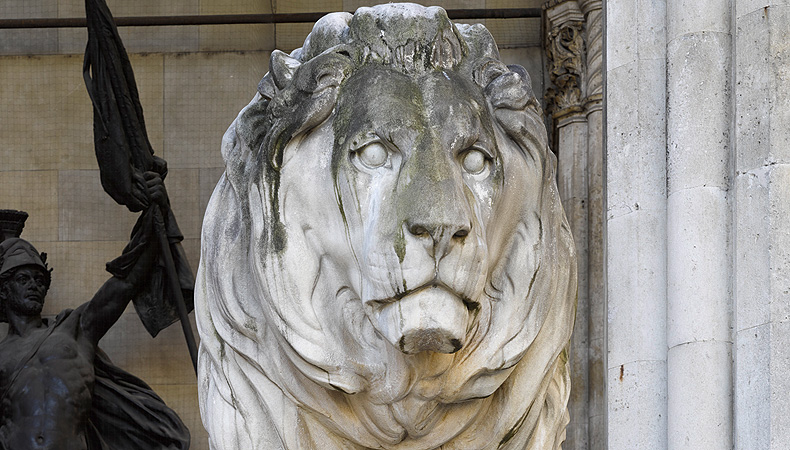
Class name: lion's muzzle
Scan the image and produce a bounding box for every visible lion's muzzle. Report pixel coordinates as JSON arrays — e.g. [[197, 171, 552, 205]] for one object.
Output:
[[373, 286, 471, 354]]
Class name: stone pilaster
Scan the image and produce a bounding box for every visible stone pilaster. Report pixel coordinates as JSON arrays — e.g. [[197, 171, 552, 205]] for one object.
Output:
[[543, 1, 602, 449], [579, 1, 604, 449], [733, 3, 790, 449], [605, 0, 669, 448]]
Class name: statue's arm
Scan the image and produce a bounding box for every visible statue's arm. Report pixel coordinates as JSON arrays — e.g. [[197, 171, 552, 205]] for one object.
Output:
[[80, 172, 167, 345]]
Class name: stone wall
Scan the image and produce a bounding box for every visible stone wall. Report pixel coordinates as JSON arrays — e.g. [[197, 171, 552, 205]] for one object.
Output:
[[606, 0, 790, 448], [0, 2, 545, 448]]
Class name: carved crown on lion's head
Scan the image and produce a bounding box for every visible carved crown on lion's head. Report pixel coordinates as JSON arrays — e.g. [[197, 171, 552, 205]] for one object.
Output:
[[197, 3, 577, 449]]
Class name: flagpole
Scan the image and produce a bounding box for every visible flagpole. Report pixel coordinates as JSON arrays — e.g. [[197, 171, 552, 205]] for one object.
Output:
[[84, 0, 199, 376], [153, 207, 198, 374]]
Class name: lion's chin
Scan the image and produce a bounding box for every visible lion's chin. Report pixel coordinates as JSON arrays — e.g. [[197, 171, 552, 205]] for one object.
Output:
[[371, 286, 471, 355]]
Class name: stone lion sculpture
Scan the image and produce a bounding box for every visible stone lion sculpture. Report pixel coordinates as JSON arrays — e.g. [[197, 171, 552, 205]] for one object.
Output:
[[196, 4, 577, 449]]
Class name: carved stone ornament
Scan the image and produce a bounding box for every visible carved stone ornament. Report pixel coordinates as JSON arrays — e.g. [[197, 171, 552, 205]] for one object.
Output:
[[196, 4, 577, 449], [544, 0, 586, 117]]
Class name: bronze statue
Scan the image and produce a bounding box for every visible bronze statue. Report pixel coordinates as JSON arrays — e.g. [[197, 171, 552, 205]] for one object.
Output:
[[0, 173, 189, 450]]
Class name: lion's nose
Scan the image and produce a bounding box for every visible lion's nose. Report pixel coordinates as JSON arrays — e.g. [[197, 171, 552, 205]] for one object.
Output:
[[406, 219, 471, 258]]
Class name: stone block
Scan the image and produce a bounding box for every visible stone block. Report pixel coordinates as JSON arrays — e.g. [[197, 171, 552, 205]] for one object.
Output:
[[667, 0, 730, 40], [346, 0, 486, 10], [99, 311, 198, 385], [0, 30, 58, 56], [607, 60, 666, 218], [198, 0, 275, 52], [163, 52, 270, 169], [768, 6, 790, 165], [181, 237, 200, 279], [199, 167, 225, 222], [770, 320, 790, 447], [0, 0, 58, 55], [199, 25, 276, 52], [41, 240, 129, 316], [735, 9, 771, 172], [736, 0, 771, 19], [0, 171, 59, 242], [607, 210, 667, 365], [59, 27, 200, 55], [666, 186, 731, 347], [58, 169, 138, 241], [276, 0, 343, 13], [0, 0, 56, 17], [734, 323, 770, 449], [734, 172, 771, 331], [667, 340, 732, 449], [667, 32, 731, 192], [164, 168, 201, 239], [0, 54, 163, 170], [486, 0, 543, 7], [606, 0, 637, 70], [769, 164, 790, 319], [58, 0, 200, 54], [274, 23, 316, 53], [485, 18, 541, 48], [201, 0, 271, 13], [636, 0, 668, 60], [607, 360, 667, 449], [0, 55, 90, 170], [59, 0, 197, 17]]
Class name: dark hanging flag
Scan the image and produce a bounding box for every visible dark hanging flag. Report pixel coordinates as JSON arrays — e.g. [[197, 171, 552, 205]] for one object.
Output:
[[83, 0, 198, 370]]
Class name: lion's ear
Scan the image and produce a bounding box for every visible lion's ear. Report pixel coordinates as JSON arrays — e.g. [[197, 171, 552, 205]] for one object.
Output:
[[270, 50, 302, 90]]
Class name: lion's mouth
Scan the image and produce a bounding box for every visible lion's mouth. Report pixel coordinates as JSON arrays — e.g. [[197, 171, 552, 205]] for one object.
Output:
[[369, 285, 476, 355]]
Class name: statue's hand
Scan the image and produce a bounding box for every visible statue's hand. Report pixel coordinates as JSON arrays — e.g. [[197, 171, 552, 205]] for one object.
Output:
[[143, 171, 168, 207]]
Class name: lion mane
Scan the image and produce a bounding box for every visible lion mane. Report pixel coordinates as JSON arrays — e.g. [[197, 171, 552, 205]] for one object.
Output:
[[196, 4, 577, 449]]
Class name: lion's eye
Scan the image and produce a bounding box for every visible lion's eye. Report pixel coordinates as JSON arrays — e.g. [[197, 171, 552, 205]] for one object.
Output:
[[462, 149, 488, 175], [358, 142, 389, 168]]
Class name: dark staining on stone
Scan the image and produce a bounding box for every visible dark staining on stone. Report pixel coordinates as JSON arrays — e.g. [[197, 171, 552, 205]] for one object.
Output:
[[499, 411, 528, 447], [394, 226, 406, 263], [449, 338, 462, 353], [619, 364, 624, 382], [462, 297, 480, 313]]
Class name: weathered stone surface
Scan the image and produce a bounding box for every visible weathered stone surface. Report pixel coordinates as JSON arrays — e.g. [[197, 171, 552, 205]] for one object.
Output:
[[667, 340, 732, 449], [58, 169, 138, 242], [667, 0, 730, 38], [666, 187, 730, 347], [607, 360, 667, 450], [0, 0, 57, 55], [197, 4, 576, 449], [58, 0, 199, 54], [0, 171, 59, 242], [163, 52, 270, 169], [43, 240, 129, 315], [0, 54, 163, 171], [198, 0, 275, 51], [667, 32, 731, 192]]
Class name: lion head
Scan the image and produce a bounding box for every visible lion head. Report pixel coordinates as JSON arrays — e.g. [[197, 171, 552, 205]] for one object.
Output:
[[196, 4, 577, 449]]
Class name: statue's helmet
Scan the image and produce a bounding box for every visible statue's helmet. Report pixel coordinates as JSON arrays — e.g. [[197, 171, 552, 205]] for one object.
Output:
[[0, 238, 51, 322]]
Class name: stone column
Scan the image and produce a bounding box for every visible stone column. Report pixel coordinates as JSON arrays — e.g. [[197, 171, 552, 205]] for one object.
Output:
[[733, 2, 790, 449], [544, 2, 589, 448], [579, 0, 604, 447], [665, 0, 733, 448], [605, 0, 668, 448]]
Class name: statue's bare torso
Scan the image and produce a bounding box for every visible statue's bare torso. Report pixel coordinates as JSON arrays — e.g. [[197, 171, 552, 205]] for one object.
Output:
[[0, 311, 95, 450]]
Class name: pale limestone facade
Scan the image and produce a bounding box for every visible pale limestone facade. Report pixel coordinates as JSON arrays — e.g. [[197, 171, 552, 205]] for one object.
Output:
[[2, 0, 787, 448], [606, 0, 790, 449]]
